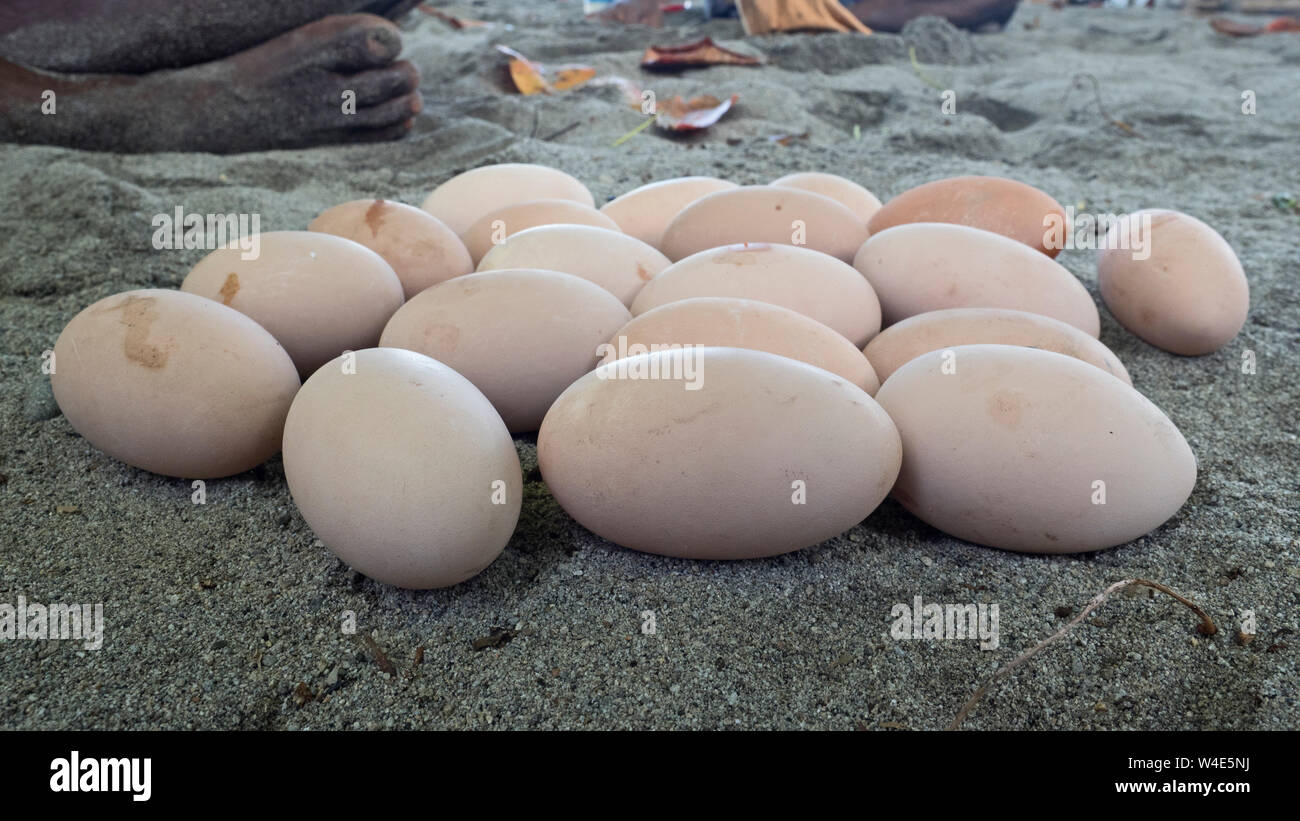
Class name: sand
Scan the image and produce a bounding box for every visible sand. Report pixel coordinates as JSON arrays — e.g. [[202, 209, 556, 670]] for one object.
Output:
[[1, 1, 1297, 730]]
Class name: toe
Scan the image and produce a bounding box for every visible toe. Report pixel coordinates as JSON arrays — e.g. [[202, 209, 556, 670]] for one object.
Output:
[[347, 120, 417, 144], [352, 91, 423, 128], [346, 60, 420, 107], [317, 13, 404, 71]]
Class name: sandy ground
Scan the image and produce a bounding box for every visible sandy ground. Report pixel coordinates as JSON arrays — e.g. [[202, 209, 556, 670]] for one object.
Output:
[[1, 1, 1297, 730]]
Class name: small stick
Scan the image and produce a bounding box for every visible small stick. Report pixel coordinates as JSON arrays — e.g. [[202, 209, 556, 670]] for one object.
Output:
[[948, 577, 1216, 731], [358, 634, 396, 677], [612, 116, 656, 147], [541, 121, 581, 141], [908, 47, 945, 91], [1069, 73, 1140, 138]]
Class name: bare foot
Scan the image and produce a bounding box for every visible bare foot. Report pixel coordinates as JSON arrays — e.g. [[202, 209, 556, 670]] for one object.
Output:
[[0, 0, 425, 73], [0, 14, 422, 153]]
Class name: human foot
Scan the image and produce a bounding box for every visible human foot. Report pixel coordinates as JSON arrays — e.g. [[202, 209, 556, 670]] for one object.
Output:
[[0, 0, 424, 74], [0, 14, 422, 153]]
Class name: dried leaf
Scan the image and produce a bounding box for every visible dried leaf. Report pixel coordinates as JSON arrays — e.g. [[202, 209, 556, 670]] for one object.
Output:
[[1210, 16, 1300, 37], [497, 45, 596, 95], [641, 37, 762, 70], [655, 93, 739, 132], [767, 131, 809, 146]]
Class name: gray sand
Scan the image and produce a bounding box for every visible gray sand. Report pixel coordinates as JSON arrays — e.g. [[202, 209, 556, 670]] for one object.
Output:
[[1, 3, 1297, 730]]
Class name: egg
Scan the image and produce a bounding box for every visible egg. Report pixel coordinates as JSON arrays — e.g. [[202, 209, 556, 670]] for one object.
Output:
[[282, 347, 521, 589], [631, 243, 882, 347], [659, 185, 870, 263], [874, 344, 1196, 553], [867, 175, 1067, 257], [1098, 209, 1249, 355], [476, 224, 669, 307], [864, 307, 1130, 384], [51, 289, 299, 478], [460, 199, 621, 265], [538, 346, 901, 559], [308, 198, 472, 300], [603, 297, 880, 394], [599, 176, 739, 250], [182, 230, 405, 377], [421, 163, 594, 236], [769, 171, 882, 223], [853, 223, 1100, 336], [379, 269, 631, 432]]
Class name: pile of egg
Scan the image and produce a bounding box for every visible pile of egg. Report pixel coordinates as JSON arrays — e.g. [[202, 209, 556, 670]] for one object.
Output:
[[51, 164, 1250, 588]]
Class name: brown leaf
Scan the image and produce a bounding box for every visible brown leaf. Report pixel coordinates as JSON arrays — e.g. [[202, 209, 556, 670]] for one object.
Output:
[[655, 93, 739, 132], [641, 37, 761, 70], [1210, 15, 1300, 37], [497, 45, 595, 95]]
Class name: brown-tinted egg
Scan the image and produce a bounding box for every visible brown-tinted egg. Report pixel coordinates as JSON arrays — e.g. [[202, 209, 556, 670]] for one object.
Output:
[[853, 223, 1100, 336], [182, 230, 405, 378], [379, 269, 631, 433], [308, 199, 472, 300], [769, 172, 882, 223], [460, 199, 621, 265], [599, 176, 738, 251], [283, 348, 520, 589], [867, 175, 1067, 257], [864, 308, 1131, 384], [51, 289, 300, 478], [604, 297, 880, 394], [539, 347, 901, 559], [659, 186, 870, 263], [476, 224, 669, 307], [1098, 209, 1249, 356], [630, 243, 882, 347], [875, 345, 1196, 554], [420, 163, 594, 236]]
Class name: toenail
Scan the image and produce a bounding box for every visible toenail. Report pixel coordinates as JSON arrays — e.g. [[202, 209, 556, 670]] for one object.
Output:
[[366, 31, 391, 57]]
